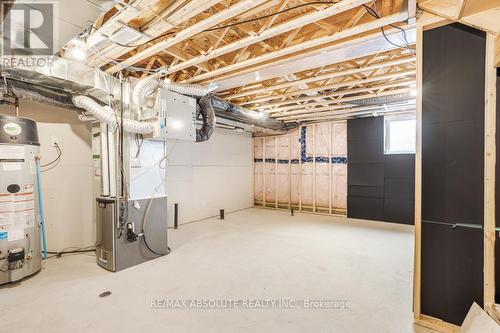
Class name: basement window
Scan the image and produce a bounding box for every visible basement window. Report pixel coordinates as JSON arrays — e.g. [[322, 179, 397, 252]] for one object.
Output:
[[384, 117, 416, 154]]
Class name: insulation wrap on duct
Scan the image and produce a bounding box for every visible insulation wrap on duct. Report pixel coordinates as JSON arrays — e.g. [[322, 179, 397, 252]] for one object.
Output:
[[73, 96, 154, 134], [122, 118, 154, 135], [132, 75, 159, 106], [196, 95, 216, 142], [73, 96, 117, 129], [160, 80, 215, 97], [1, 78, 78, 110], [1, 68, 293, 133], [211, 96, 298, 131]]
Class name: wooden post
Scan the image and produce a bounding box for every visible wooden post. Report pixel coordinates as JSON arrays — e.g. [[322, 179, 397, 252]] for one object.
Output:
[[413, 25, 423, 320], [275, 136, 278, 208], [313, 124, 316, 213], [329, 122, 333, 214], [262, 137, 266, 208], [299, 126, 303, 211], [288, 135, 292, 209], [484, 32, 496, 306]]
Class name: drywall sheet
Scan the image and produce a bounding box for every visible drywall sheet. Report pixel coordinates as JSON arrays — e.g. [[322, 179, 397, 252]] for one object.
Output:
[[254, 122, 347, 214], [421, 23, 485, 326]]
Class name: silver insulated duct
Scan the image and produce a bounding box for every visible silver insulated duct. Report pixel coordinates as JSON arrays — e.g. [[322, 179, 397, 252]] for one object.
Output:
[[0, 58, 295, 133]]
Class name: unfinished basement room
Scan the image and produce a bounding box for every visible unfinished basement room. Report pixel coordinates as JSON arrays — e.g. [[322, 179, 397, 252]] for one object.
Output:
[[1, 0, 500, 332]]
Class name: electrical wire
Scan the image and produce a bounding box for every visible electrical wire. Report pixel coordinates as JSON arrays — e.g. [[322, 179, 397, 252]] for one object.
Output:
[[45, 245, 96, 259], [134, 133, 144, 158], [89, 1, 341, 49], [141, 197, 170, 256], [204, 1, 341, 32], [40, 143, 62, 168], [362, 4, 415, 56]]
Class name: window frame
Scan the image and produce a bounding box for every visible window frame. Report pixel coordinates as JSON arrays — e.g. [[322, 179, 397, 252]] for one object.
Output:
[[384, 115, 416, 155]]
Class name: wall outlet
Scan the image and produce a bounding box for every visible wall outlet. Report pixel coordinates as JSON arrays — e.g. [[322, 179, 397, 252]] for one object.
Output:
[[50, 137, 60, 147]]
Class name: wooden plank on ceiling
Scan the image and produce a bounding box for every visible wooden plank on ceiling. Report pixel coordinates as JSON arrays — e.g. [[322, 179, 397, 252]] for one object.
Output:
[[160, 0, 373, 76], [240, 69, 416, 105], [90, 0, 223, 66], [227, 55, 415, 100], [185, 11, 411, 83], [105, 0, 269, 74]]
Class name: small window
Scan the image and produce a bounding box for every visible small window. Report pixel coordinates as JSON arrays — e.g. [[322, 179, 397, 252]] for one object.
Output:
[[384, 117, 416, 154]]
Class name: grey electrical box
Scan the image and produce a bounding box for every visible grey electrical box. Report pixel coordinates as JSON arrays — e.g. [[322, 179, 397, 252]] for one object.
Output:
[[154, 89, 197, 141]]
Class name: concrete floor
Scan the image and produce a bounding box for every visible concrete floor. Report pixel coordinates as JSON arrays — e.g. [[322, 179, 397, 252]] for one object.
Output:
[[0, 208, 436, 333]]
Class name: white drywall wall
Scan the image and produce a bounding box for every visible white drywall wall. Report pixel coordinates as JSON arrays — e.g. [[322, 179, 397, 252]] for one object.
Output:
[[1, 101, 254, 249], [165, 129, 254, 226]]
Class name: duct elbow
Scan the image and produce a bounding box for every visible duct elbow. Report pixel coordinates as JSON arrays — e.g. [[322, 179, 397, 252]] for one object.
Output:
[[196, 95, 216, 142], [132, 75, 160, 106], [73, 96, 116, 129], [160, 80, 216, 97]]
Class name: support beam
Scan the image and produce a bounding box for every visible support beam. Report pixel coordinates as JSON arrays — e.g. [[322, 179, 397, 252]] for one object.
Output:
[[495, 34, 500, 67], [105, 0, 268, 74], [413, 24, 423, 321], [278, 104, 385, 121], [269, 88, 412, 116], [227, 55, 415, 100], [250, 78, 415, 109], [241, 69, 416, 105], [284, 105, 415, 123], [90, 0, 222, 67], [283, 104, 416, 122], [207, 26, 416, 90], [484, 32, 496, 306], [159, 0, 372, 76], [186, 11, 411, 83]]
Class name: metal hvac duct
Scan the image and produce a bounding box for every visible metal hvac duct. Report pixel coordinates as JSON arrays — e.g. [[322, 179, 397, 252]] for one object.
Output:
[[349, 93, 413, 106], [0, 60, 295, 132]]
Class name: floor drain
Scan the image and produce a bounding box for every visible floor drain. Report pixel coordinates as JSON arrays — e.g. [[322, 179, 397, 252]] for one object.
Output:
[[99, 291, 112, 298]]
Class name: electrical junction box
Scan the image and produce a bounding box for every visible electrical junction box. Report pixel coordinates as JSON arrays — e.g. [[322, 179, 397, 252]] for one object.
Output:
[[154, 89, 196, 142]]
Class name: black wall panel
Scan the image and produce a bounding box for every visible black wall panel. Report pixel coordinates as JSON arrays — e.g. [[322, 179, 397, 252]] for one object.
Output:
[[348, 197, 384, 221], [348, 163, 384, 187], [347, 117, 415, 225], [348, 185, 384, 198], [421, 23, 485, 326], [421, 223, 484, 325]]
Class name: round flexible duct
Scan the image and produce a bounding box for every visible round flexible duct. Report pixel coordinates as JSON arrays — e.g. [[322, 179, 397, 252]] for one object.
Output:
[[73, 96, 154, 134], [122, 119, 154, 134], [132, 75, 160, 106], [78, 114, 97, 122], [196, 95, 216, 142], [160, 80, 216, 97], [73, 96, 117, 129]]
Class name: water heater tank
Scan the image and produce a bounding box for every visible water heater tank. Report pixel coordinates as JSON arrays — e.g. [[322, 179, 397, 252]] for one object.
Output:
[[0, 114, 42, 284]]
